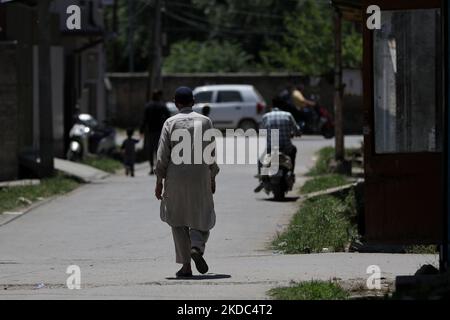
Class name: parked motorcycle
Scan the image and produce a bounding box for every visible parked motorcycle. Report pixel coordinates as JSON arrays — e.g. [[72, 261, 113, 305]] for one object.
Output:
[[297, 103, 335, 139], [254, 150, 295, 201], [67, 113, 116, 161]]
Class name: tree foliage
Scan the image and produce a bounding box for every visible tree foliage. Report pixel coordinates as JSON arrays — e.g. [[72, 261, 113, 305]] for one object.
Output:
[[104, 0, 208, 72], [104, 0, 362, 75], [163, 40, 253, 73], [190, 0, 297, 56], [260, 0, 362, 75]]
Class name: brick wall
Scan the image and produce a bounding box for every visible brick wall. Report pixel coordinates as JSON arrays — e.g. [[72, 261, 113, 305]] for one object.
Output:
[[0, 43, 18, 181]]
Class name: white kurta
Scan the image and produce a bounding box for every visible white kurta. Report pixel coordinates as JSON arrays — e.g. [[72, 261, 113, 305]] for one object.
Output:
[[155, 108, 220, 231]]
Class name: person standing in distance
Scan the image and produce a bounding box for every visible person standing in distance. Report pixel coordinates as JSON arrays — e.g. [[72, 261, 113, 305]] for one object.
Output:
[[140, 90, 171, 175]]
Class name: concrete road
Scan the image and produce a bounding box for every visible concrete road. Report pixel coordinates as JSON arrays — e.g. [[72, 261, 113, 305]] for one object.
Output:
[[0, 136, 437, 299]]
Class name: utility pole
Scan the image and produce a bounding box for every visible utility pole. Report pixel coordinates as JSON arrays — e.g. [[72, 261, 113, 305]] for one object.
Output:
[[333, 8, 345, 162], [112, 0, 118, 34], [443, 0, 450, 273], [127, 0, 135, 72], [37, 0, 54, 177], [112, 0, 119, 70], [146, 0, 163, 101], [127, 0, 135, 120]]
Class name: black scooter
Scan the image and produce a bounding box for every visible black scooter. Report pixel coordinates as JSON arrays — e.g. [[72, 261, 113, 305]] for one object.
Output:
[[254, 150, 296, 201]]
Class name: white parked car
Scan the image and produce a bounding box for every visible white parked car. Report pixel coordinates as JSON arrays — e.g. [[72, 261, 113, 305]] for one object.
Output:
[[166, 101, 178, 116], [167, 85, 266, 130], [194, 85, 267, 130]]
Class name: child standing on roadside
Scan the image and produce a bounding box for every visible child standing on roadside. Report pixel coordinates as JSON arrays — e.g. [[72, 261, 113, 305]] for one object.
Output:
[[121, 128, 140, 177]]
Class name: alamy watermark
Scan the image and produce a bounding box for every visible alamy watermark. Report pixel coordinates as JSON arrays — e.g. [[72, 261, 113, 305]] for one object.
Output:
[[66, 265, 81, 290], [366, 265, 382, 290], [66, 5, 81, 30], [366, 5, 381, 30], [169, 120, 281, 174]]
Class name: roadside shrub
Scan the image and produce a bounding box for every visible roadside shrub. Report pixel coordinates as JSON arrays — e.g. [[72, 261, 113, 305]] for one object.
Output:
[[273, 193, 358, 254], [300, 174, 349, 194], [268, 281, 349, 300]]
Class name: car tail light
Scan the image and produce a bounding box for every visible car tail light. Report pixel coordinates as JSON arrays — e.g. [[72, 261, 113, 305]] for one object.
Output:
[[256, 102, 265, 114]]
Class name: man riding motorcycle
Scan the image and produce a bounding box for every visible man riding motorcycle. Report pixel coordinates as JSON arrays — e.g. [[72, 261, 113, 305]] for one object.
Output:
[[292, 84, 318, 128], [275, 85, 334, 139], [257, 101, 301, 177]]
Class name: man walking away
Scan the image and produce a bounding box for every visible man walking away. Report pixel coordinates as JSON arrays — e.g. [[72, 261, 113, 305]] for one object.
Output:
[[140, 90, 171, 175], [155, 87, 219, 278]]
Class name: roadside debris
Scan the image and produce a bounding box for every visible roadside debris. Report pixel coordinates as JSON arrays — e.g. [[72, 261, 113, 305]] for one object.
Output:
[[34, 283, 45, 290], [18, 197, 32, 206]]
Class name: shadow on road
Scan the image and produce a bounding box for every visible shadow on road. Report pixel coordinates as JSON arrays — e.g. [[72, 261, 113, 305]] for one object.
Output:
[[261, 196, 300, 203], [165, 274, 232, 281]]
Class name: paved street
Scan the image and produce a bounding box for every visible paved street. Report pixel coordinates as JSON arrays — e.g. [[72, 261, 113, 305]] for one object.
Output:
[[0, 136, 437, 299]]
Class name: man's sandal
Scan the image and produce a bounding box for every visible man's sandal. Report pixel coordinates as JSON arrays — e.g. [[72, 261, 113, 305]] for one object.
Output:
[[191, 247, 209, 274], [176, 269, 193, 278]]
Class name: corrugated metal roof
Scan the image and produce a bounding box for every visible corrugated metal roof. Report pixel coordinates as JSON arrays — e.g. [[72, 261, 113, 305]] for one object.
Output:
[[331, 0, 363, 22], [0, 0, 37, 5], [332, 0, 362, 9]]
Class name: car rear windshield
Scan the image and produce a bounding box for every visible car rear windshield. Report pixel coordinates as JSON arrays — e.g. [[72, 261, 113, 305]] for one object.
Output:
[[194, 91, 213, 103], [217, 91, 243, 103]]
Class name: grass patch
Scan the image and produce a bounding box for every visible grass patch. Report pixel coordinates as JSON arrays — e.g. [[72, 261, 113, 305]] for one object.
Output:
[[405, 245, 438, 254], [301, 174, 350, 194], [308, 147, 362, 176], [308, 147, 335, 176], [268, 281, 349, 300], [0, 174, 80, 214], [273, 193, 358, 254], [272, 145, 362, 254], [82, 156, 123, 173]]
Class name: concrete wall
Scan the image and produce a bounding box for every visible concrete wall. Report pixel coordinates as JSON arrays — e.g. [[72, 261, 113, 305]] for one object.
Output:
[[0, 43, 18, 181], [6, 3, 35, 154], [31, 45, 66, 158], [0, 2, 68, 182], [107, 72, 363, 134]]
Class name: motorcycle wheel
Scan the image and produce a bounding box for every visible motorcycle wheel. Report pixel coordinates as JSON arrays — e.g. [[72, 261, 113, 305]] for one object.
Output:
[[322, 127, 335, 139], [272, 184, 285, 201], [67, 150, 81, 162], [67, 141, 83, 162]]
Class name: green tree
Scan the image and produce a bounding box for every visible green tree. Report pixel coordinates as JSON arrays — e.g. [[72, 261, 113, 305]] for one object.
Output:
[[163, 40, 253, 73], [103, 0, 362, 74], [191, 0, 297, 57], [104, 0, 209, 72], [260, 0, 362, 75]]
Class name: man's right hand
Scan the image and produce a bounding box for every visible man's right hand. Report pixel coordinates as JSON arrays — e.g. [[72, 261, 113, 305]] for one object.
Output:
[[211, 179, 216, 194], [155, 181, 163, 200]]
